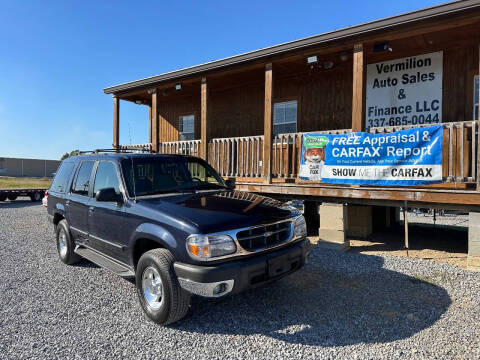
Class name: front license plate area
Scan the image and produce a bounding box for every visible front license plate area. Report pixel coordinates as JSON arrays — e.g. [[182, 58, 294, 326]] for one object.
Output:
[[268, 254, 290, 278]]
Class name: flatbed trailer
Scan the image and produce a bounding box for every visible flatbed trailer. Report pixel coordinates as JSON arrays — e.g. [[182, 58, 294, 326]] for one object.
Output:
[[0, 188, 46, 202]]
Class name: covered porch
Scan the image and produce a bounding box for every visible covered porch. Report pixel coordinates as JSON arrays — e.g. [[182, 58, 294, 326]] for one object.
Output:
[[105, 2, 480, 270], [108, 11, 480, 209]]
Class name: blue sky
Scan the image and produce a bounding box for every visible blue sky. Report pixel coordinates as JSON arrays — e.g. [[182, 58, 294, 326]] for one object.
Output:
[[0, 0, 445, 160]]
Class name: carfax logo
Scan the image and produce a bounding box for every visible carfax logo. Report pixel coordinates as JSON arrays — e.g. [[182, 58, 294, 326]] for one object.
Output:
[[301, 135, 329, 180]]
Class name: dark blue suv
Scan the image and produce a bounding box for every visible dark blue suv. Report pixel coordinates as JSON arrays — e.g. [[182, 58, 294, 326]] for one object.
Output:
[[47, 152, 309, 324]]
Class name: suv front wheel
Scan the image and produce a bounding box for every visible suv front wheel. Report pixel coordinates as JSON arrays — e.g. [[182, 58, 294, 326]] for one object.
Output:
[[136, 248, 190, 325]]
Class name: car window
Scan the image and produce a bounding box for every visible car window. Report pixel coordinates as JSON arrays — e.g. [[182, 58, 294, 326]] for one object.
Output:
[[93, 161, 120, 195], [121, 156, 225, 197], [50, 162, 74, 194], [71, 161, 95, 196]]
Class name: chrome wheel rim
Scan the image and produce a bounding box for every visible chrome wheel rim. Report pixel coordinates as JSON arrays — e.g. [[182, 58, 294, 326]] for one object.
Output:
[[142, 266, 164, 310], [58, 228, 68, 258]]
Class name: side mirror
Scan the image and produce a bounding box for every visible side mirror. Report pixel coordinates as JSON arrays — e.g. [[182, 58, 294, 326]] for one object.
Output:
[[225, 179, 235, 190], [95, 188, 123, 204]]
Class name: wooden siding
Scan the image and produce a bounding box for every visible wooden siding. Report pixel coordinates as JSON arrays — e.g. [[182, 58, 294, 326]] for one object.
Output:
[[156, 46, 478, 143], [151, 24, 480, 154], [158, 96, 200, 142], [157, 62, 354, 142]]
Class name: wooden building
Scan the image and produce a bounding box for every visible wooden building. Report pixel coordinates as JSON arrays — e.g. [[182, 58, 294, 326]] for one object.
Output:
[[104, 1, 480, 270]]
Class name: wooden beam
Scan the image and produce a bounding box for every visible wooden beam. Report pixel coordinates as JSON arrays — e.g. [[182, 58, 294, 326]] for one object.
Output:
[[263, 63, 273, 183], [352, 43, 365, 132], [113, 96, 119, 151], [403, 201, 409, 256], [148, 105, 152, 144], [151, 89, 159, 153], [201, 77, 208, 160], [233, 182, 480, 208]]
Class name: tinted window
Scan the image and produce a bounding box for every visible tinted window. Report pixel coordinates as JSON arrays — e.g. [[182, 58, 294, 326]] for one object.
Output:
[[93, 162, 120, 195], [121, 156, 225, 197], [50, 162, 74, 194], [72, 161, 94, 196]]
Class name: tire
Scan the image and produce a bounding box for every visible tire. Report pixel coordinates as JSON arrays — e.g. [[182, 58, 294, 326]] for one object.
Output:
[[56, 220, 80, 265], [136, 248, 190, 325], [31, 192, 42, 202], [7, 195, 17, 201]]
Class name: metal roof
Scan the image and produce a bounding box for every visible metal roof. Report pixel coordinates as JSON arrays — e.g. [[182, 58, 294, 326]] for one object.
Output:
[[103, 0, 480, 95]]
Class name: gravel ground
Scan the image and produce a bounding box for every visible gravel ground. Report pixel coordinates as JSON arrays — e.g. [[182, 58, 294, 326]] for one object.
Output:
[[0, 201, 479, 359]]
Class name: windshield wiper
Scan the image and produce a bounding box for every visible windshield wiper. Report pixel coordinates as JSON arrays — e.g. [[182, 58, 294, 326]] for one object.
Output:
[[138, 188, 196, 197], [185, 182, 227, 191]]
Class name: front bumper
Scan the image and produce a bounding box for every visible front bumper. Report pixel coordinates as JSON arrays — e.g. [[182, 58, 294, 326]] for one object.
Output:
[[174, 238, 310, 297]]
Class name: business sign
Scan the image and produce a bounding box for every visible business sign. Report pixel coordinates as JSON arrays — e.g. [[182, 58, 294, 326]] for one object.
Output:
[[366, 51, 443, 129], [299, 125, 443, 186]]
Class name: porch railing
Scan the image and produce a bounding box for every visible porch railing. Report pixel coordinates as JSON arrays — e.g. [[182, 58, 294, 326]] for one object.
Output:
[[272, 129, 352, 179], [158, 140, 201, 157], [209, 136, 264, 177], [118, 143, 152, 151], [207, 121, 478, 185]]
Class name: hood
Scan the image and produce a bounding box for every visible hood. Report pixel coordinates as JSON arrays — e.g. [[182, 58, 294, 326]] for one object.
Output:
[[138, 190, 294, 233]]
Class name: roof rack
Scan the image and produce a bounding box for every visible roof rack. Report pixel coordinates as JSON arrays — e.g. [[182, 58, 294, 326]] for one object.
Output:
[[76, 145, 154, 155]]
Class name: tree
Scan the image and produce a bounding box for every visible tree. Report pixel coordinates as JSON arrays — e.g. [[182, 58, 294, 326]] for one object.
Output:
[[60, 150, 79, 161]]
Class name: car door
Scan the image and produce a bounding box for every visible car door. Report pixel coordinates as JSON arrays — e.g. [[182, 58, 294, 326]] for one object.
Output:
[[88, 160, 128, 261], [65, 160, 95, 243]]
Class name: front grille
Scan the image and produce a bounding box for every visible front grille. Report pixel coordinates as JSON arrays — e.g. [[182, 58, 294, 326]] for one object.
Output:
[[236, 220, 292, 251]]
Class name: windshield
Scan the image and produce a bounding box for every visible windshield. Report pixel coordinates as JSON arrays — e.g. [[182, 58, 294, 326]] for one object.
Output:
[[121, 156, 226, 197]]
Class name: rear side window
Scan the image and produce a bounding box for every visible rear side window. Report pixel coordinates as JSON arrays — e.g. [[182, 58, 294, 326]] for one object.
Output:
[[50, 162, 74, 194], [93, 162, 120, 195], [72, 161, 95, 196]]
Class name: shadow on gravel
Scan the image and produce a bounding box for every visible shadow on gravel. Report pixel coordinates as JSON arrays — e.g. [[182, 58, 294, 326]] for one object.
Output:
[[0, 199, 41, 209], [74, 259, 100, 269], [353, 223, 467, 255], [173, 246, 451, 347]]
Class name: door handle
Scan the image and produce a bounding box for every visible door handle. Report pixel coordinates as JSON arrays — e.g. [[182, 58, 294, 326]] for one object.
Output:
[[88, 206, 95, 212], [66, 200, 70, 205]]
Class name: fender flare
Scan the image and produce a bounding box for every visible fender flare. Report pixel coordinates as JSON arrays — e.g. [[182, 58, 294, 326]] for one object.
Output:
[[129, 222, 178, 262], [53, 203, 66, 226]]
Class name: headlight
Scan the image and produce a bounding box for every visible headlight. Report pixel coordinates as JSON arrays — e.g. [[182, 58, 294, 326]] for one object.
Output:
[[186, 234, 237, 260], [294, 215, 307, 237], [280, 204, 301, 216]]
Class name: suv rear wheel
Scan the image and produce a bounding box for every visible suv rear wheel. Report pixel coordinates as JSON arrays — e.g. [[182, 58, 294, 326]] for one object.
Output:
[[136, 248, 190, 325], [56, 220, 80, 265]]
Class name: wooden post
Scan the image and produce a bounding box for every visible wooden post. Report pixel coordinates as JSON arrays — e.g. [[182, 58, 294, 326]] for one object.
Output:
[[403, 201, 409, 257], [151, 89, 159, 153], [201, 77, 208, 161], [113, 95, 119, 151], [263, 63, 273, 183], [352, 43, 365, 132], [477, 44, 480, 191], [148, 105, 152, 145]]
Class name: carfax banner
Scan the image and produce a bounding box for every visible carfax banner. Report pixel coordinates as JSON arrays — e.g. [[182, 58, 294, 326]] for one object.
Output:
[[299, 125, 443, 186]]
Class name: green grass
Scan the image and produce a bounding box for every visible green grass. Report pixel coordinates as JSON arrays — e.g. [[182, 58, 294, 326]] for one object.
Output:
[[0, 176, 52, 189]]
